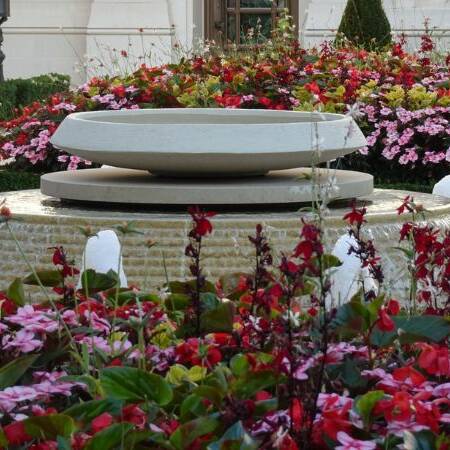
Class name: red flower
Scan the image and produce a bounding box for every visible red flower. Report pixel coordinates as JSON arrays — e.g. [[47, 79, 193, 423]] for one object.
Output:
[[279, 434, 299, 450], [377, 307, 395, 332], [122, 404, 146, 429], [380, 391, 412, 422], [392, 365, 426, 386], [188, 206, 216, 237], [293, 240, 314, 260], [343, 203, 366, 225], [417, 343, 450, 377], [91, 412, 114, 434], [112, 85, 127, 98], [397, 196, 413, 215], [386, 299, 400, 316], [258, 96, 272, 108], [290, 398, 304, 432], [215, 94, 242, 108], [304, 82, 321, 95], [4, 421, 32, 445]]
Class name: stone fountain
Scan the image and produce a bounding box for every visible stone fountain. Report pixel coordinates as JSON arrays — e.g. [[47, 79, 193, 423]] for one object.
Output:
[[0, 108, 449, 298], [41, 109, 372, 205]]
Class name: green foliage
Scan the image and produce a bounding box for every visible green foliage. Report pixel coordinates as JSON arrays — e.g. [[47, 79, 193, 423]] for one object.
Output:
[[0, 354, 39, 389], [0, 73, 70, 121], [100, 367, 173, 405], [0, 169, 40, 192], [337, 0, 392, 49]]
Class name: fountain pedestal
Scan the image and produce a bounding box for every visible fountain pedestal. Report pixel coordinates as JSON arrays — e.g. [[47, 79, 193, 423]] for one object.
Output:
[[41, 167, 373, 205], [1, 188, 449, 300]]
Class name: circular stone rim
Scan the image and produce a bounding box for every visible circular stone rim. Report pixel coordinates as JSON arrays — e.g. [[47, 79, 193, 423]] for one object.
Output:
[[40, 167, 374, 205]]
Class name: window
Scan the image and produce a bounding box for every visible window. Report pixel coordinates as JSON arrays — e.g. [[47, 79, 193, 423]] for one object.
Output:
[[205, 0, 298, 46]]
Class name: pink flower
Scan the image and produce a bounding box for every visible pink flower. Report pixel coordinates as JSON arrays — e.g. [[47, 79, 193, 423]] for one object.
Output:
[[2, 330, 42, 353], [0, 386, 38, 412], [335, 432, 377, 450]]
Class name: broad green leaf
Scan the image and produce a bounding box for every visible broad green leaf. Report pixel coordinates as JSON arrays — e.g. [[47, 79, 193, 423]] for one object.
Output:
[[170, 416, 220, 450], [403, 430, 436, 450], [355, 391, 385, 428], [180, 394, 207, 421], [200, 301, 235, 334], [64, 399, 123, 422], [371, 315, 450, 347], [100, 367, 173, 405], [24, 414, 75, 440], [165, 293, 191, 311], [0, 354, 39, 389], [232, 371, 277, 399], [56, 436, 72, 450], [193, 385, 224, 408], [81, 269, 117, 294], [23, 270, 63, 287], [230, 354, 249, 377], [200, 292, 221, 311], [207, 421, 259, 450], [6, 278, 25, 306], [321, 254, 342, 270], [84, 423, 134, 450]]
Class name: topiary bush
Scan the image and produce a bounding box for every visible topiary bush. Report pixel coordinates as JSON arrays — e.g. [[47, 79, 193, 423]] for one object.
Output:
[[0, 73, 70, 121], [337, 0, 392, 49]]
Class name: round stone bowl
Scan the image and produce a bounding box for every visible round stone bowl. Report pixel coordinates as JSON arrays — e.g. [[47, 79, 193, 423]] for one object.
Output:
[[50, 108, 367, 177]]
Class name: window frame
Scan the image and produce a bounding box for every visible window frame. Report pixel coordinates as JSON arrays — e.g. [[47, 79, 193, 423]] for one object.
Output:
[[204, 0, 299, 46]]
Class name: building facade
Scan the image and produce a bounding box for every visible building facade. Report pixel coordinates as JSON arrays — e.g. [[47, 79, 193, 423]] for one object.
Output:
[[2, 0, 450, 85]]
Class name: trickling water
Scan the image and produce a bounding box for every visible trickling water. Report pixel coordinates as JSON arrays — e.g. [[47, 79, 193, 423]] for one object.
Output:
[[1, 188, 450, 300]]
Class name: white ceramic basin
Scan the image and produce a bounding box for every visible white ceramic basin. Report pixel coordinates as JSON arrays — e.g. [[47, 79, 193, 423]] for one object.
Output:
[[50, 108, 367, 176]]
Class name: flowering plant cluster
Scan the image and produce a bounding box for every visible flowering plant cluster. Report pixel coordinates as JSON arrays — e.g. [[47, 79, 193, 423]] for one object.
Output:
[[0, 201, 448, 449], [0, 34, 449, 181]]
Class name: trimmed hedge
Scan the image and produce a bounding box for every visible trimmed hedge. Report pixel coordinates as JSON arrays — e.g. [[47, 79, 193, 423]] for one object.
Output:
[[0, 168, 40, 192], [0, 73, 70, 121], [337, 0, 392, 49]]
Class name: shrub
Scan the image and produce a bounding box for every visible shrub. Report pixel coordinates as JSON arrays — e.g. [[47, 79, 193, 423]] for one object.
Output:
[[337, 0, 392, 49], [0, 168, 40, 192], [0, 73, 70, 121]]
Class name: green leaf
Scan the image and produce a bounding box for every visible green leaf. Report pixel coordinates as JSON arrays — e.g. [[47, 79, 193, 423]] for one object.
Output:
[[100, 367, 173, 405], [64, 399, 123, 422], [165, 293, 191, 311], [56, 436, 72, 450], [232, 370, 277, 399], [180, 394, 207, 421], [327, 358, 367, 390], [0, 429, 8, 447], [84, 423, 134, 450], [207, 421, 259, 450], [371, 315, 450, 347], [403, 430, 436, 450], [24, 414, 75, 440], [200, 293, 221, 311], [200, 300, 235, 334], [170, 416, 220, 450], [321, 254, 343, 270], [23, 270, 63, 287], [81, 269, 117, 294], [355, 391, 385, 428], [230, 354, 249, 377], [6, 278, 25, 306], [0, 354, 39, 389]]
